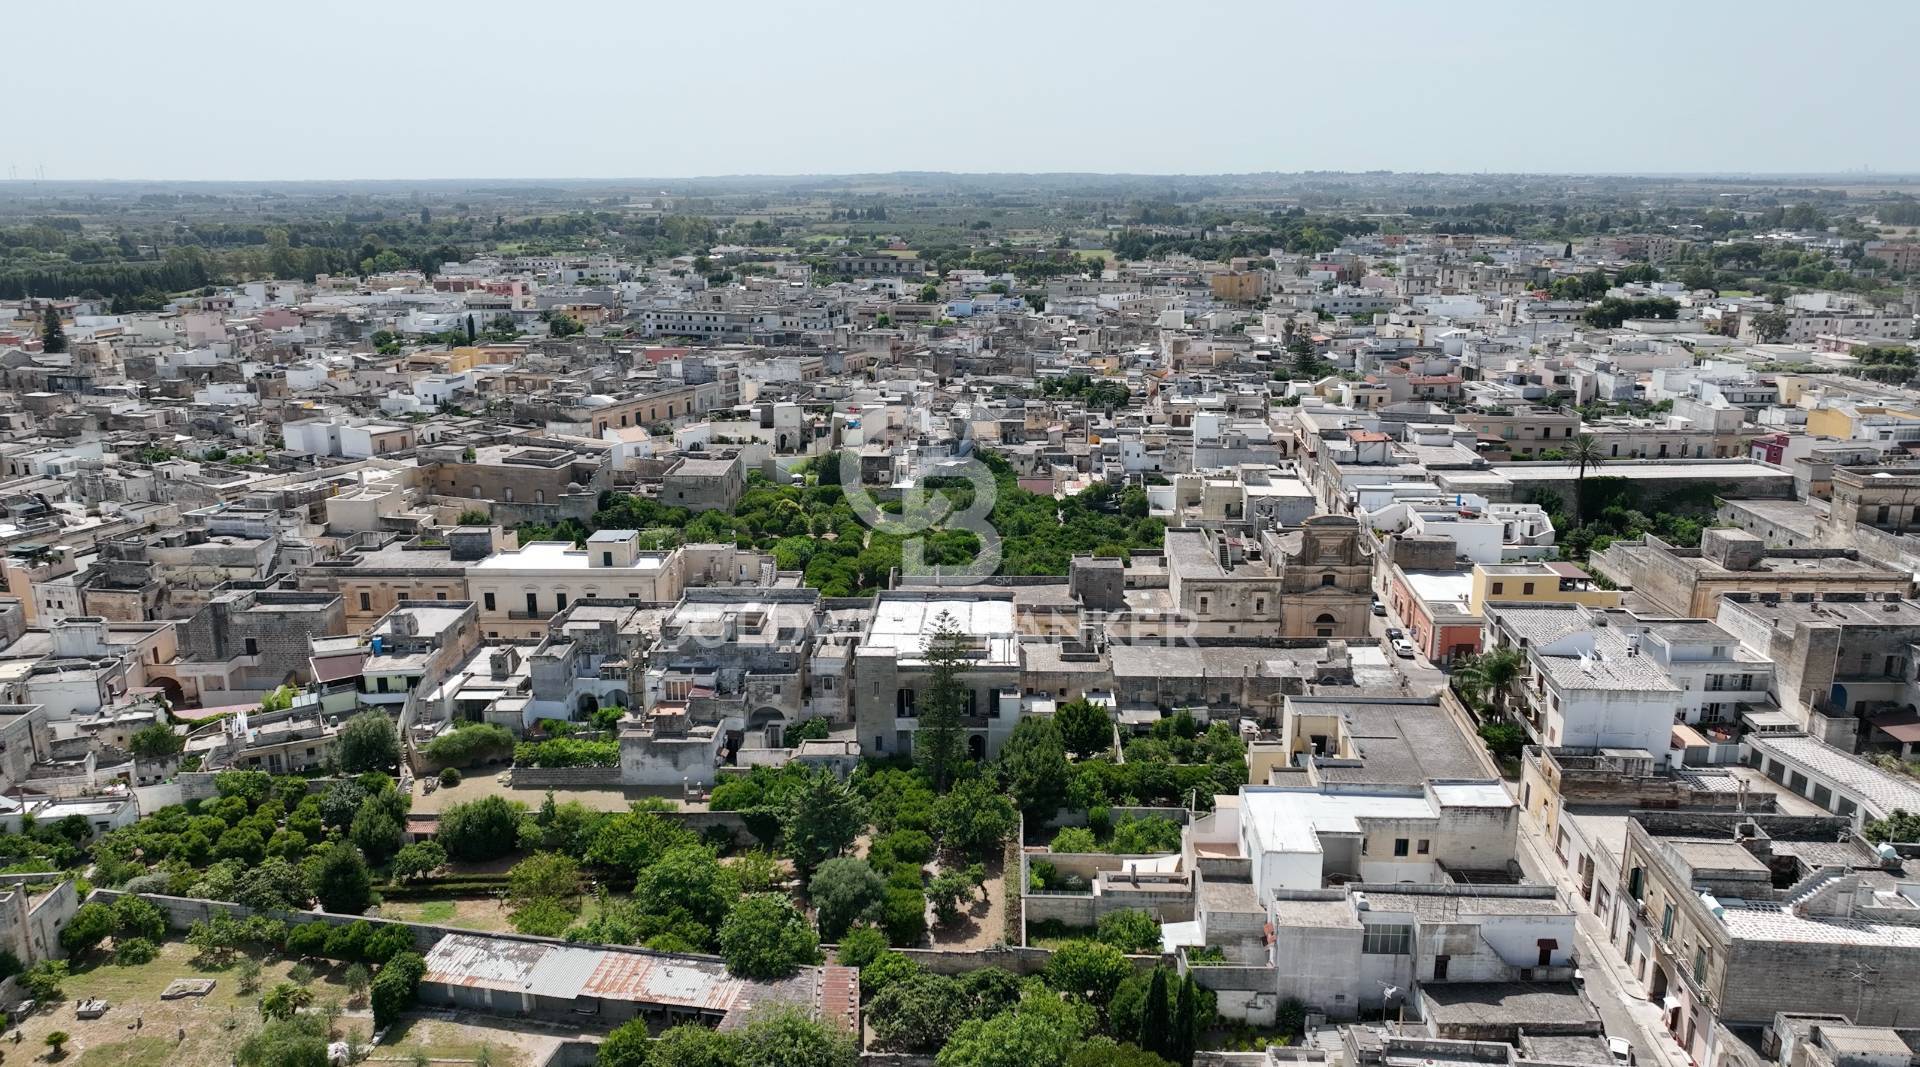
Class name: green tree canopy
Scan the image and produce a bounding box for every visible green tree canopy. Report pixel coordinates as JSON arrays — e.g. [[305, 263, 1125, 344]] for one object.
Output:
[[337, 711, 400, 773], [809, 858, 886, 941], [998, 717, 1069, 819], [1053, 699, 1112, 758], [308, 843, 373, 914], [439, 795, 525, 862], [128, 722, 185, 760], [932, 777, 1017, 859], [718, 894, 820, 979], [781, 770, 867, 876]]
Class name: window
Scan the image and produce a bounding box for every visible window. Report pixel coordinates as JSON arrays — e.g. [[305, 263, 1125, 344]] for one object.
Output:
[[1197, 595, 1210, 615], [1361, 924, 1412, 955], [1417, 839, 1430, 855], [1393, 838, 1410, 857], [1321, 573, 1337, 587], [1433, 955, 1450, 980], [896, 688, 917, 717], [1692, 946, 1708, 982], [556, 592, 568, 611], [1628, 866, 1644, 900], [484, 592, 496, 611], [1491, 582, 1504, 595], [1255, 596, 1266, 615], [359, 592, 371, 612], [526, 592, 539, 615], [435, 591, 446, 600], [244, 637, 258, 657], [603, 552, 614, 567], [1522, 582, 1535, 595], [1661, 903, 1675, 939]]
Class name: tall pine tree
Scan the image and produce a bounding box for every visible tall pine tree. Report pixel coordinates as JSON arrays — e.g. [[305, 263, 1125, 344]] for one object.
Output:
[[915, 611, 969, 792], [41, 306, 66, 354]]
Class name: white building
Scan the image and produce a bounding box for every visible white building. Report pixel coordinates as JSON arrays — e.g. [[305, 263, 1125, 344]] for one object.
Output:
[[1189, 781, 1518, 906], [1484, 603, 1684, 765]]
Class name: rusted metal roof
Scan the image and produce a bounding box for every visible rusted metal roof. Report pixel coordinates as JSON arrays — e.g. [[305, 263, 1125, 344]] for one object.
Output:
[[421, 933, 756, 1014], [580, 950, 742, 1012], [422, 933, 546, 990]]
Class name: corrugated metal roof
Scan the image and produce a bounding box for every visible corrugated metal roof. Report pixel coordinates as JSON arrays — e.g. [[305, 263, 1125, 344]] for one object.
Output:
[[524, 944, 603, 1000], [422, 933, 745, 1012], [423, 933, 545, 990], [581, 952, 740, 1012]]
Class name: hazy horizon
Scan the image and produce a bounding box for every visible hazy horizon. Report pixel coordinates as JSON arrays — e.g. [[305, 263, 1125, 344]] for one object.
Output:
[[12, 0, 1919, 182]]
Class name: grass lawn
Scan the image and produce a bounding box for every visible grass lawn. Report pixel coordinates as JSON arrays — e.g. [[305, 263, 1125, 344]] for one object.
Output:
[[376, 893, 607, 935], [10, 940, 363, 1067]]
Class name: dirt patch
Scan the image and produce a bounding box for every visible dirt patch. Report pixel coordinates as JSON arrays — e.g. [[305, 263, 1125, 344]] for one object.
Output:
[[411, 773, 693, 815], [371, 1017, 558, 1067], [926, 855, 1007, 951], [377, 894, 515, 933]]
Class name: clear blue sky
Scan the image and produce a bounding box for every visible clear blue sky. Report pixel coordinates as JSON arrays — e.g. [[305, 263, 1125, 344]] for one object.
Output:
[[14, 0, 1918, 180]]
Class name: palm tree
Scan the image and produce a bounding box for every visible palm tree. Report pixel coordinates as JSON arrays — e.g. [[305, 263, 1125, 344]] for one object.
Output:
[[1456, 647, 1525, 718], [1567, 433, 1605, 527], [261, 982, 314, 1021]]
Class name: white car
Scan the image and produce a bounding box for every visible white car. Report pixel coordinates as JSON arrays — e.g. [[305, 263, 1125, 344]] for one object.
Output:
[[1608, 1038, 1635, 1066], [1392, 639, 1416, 659]]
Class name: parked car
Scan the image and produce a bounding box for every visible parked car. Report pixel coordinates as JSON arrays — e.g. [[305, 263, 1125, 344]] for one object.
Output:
[[1371, 599, 1387, 617], [1609, 1038, 1636, 1066], [1392, 639, 1416, 659], [1386, 627, 1404, 640]]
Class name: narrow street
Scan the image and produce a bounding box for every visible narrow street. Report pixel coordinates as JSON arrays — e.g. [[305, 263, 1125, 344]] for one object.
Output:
[[1364, 576, 1449, 694], [1511, 808, 1695, 1067]]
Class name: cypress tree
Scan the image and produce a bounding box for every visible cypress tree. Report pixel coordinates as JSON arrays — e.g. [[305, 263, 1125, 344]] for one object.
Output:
[[1142, 967, 1171, 1057], [1172, 976, 1197, 1067]]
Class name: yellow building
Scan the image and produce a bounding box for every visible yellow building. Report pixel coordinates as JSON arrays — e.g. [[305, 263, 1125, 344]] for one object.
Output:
[[403, 346, 487, 375], [1209, 271, 1264, 303], [1804, 403, 1920, 441], [1468, 561, 1621, 616]]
